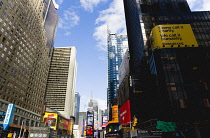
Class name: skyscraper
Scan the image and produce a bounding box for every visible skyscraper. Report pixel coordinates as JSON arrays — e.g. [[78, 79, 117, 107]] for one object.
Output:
[[45, 47, 77, 119], [107, 32, 128, 109], [0, 0, 58, 133], [120, 0, 210, 136], [43, 0, 59, 57], [74, 92, 80, 124]]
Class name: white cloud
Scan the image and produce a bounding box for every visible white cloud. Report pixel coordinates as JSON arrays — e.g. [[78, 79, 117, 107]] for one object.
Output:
[[93, 0, 127, 51], [58, 9, 80, 29], [64, 31, 71, 36], [80, 0, 107, 12], [188, 0, 210, 11], [58, 9, 80, 35], [55, 0, 63, 5]]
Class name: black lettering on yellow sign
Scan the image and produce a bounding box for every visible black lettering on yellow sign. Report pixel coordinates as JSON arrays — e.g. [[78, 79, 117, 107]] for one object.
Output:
[[151, 24, 198, 49]]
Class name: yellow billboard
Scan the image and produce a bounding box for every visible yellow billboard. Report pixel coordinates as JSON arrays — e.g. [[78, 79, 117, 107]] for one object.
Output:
[[43, 113, 58, 130], [150, 24, 198, 50], [112, 105, 119, 122]]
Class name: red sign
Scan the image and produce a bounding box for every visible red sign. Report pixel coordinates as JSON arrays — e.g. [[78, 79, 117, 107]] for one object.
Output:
[[120, 100, 131, 124]]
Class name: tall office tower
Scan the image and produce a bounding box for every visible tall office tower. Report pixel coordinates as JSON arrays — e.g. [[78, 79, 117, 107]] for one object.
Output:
[[121, 0, 210, 136], [74, 92, 80, 124], [87, 97, 100, 131], [43, 0, 59, 57], [45, 47, 77, 119], [107, 32, 128, 110], [0, 0, 58, 132]]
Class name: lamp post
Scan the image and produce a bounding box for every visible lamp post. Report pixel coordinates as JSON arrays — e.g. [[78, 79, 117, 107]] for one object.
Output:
[[18, 119, 24, 138], [129, 121, 132, 138]]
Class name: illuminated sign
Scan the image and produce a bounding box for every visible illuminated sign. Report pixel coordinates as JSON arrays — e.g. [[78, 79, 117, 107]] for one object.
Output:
[[58, 118, 69, 130], [103, 116, 108, 123], [112, 105, 118, 121], [43, 113, 58, 130], [87, 112, 94, 126], [3, 104, 15, 130], [120, 100, 131, 125], [150, 24, 198, 50]]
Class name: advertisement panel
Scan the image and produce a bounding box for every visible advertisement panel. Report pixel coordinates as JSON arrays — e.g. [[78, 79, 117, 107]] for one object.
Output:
[[151, 24, 198, 49], [112, 105, 119, 121], [102, 116, 108, 127], [87, 112, 94, 126], [69, 120, 73, 135], [63, 119, 69, 130], [58, 118, 64, 129], [43, 113, 58, 130], [120, 100, 131, 125], [3, 104, 15, 130]]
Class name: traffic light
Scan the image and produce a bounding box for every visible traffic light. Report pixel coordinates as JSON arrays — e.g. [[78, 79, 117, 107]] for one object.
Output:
[[132, 117, 138, 131], [133, 117, 137, 126]]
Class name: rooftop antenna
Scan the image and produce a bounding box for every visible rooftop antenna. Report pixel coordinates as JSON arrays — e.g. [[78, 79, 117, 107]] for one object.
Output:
[[107, 25, 111, 35], [90, 91, 93, 102]]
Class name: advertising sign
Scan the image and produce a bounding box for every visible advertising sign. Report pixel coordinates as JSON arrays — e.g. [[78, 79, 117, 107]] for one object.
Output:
[[87, 113, 94, 126], [29, 127, 50, 138], [69, 120, 73, 135], [102, 116, 108, 127], [151, 24, 198, 49], [63, 119, 69, 130], [43, 113, 58, 130], [112, 105, 119, 121], [3, 104, 15, 130], [103, 116, 108, 123], [120, 100, 131, 125]]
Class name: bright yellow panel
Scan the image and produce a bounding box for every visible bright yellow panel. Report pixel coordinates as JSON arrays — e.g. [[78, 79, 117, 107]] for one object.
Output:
[[151, 24, 198, 50]]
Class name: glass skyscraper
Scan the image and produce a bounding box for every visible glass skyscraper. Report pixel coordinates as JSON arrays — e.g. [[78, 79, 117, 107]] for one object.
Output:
[[120, 0, 210, 137], [74, 92, 80, 124], [107, 32, 128, 108]]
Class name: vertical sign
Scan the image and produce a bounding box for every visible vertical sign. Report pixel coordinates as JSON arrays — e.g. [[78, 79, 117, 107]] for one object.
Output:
[[43, 113, 58, 130], [3, 104, 16, 130], [120, 100, 131, 125], [112, 105, 119, 122]]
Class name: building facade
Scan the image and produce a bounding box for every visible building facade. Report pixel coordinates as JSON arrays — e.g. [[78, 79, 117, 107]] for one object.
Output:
[[107, 32, 128, 110], [74, 92, 80, 125], [120, 0, 210, 137], [0, 0, 58, 136], [45, 47, 77, 119]]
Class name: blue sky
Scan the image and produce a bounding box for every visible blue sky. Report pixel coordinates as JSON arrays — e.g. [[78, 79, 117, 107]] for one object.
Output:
[[53, 0, 208, 112], [54, 0, 127, 112]]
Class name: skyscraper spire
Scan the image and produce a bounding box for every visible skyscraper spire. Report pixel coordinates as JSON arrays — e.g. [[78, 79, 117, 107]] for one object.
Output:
[[90, 91, 93, 102]]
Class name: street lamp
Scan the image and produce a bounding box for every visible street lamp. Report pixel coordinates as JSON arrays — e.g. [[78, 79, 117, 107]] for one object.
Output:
[[18, 118, 25, 138]]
